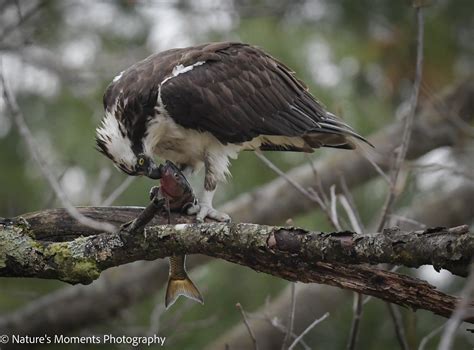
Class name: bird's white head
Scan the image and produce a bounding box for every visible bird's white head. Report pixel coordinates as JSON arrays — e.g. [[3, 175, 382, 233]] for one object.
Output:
[[95, 108, 162, 179]]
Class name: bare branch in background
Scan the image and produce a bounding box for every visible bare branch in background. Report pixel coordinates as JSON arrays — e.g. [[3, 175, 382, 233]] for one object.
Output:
[[389, 214, 427, 229], [90, 168, 111, 206], [329, 185, 341, 230], [255, 151, 326, 210], [347, 293, 364, 350], [210, 284, 340, 350], [288, 312, 330, 350], [281, 283, 297, 350], [0, 67, 116, 233], [339, 176, 365, 233], [438, 264, 474, 350], [376, 7, 424, 232], [236, 303, 259, 350], [101, 176, 136, 206], [255, 151, 337, 229], [387, 303, 410, 350], [0, 0, 45, 42], [418, 324, 445, 350]]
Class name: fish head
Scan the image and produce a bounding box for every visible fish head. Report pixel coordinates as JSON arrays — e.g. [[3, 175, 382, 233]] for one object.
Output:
[[159, 161, 193, 200]]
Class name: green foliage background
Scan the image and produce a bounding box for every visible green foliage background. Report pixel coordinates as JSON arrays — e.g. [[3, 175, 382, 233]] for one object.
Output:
[[0, 0, 472, 349]]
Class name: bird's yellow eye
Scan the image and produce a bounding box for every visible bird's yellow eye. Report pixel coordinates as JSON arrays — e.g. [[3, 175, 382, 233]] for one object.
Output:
[[138, 157, 145, 166]]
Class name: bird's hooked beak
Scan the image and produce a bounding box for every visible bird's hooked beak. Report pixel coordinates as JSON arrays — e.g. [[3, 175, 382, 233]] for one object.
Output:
[[147, 161, 163, 179]]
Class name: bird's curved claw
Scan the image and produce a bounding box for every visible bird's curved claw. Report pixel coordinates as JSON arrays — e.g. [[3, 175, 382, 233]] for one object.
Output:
[[187, 203, 231, 223], [149, 186, 160, 201]]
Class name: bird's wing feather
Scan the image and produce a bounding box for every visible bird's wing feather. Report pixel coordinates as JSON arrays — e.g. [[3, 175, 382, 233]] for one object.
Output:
[[160, 42, 369, 149]]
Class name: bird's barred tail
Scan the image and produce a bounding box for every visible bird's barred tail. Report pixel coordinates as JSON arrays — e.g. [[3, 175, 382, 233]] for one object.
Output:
[[165, 274, 204, 309]]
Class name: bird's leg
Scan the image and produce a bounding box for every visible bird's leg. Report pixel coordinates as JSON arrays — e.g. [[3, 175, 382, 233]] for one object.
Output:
[[186, 160, 231, 223]]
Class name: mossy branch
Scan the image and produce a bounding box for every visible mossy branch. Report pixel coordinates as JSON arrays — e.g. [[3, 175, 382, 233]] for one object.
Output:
[[0, 207, 473, 322]]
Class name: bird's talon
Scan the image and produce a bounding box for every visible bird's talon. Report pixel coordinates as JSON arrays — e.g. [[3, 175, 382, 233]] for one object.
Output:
[[186, 203, 200, 215], [195, 204, 231, 223], [149, 186, 160, 201]]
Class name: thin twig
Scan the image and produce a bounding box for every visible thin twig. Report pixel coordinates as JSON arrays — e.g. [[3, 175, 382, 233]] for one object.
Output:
[[256, 151, 338, 228], [0, 0, 45, 42], [91, 167, 111, 206], [376, 6, 424, 232], [305, 155, 330, 204], [346, 293, 364, 350], [288, 312, 330, 350], [329, 185, 342, 231], [236, 303, 259, 350], [0, 63, 116, 233], [42, 166, 70, 207], [255, 152, 325, 209], [101, 176, 136, 206], [418, 324, 445, 350], [387, 303, 410, 350], [282, 283, 297, 350], [258, 315, 310, 350], [339, 176, 365, 232], [339, 195, 363, 235], [438, 263, 474, 350], [389, 214, 427, 229], [363, 152, 392, 185], [258, 296, 310, 350]]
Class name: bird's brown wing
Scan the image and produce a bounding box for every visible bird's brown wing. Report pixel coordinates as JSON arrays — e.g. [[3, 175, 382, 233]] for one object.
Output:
[[160, 42, 369, 149]]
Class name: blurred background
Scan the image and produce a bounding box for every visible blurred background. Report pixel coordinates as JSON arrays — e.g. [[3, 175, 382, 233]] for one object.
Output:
[[0, 0, 473, 349]]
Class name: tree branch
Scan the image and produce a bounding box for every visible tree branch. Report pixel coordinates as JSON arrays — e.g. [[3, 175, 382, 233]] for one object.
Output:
[[1, 208, 473, 322], [2, 182, 471, 343]]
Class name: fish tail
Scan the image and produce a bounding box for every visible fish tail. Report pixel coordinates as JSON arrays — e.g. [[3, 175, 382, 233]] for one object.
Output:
[[165, 274, 204, 309]]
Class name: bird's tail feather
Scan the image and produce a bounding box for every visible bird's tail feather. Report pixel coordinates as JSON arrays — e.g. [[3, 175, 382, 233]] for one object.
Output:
[[165, 275, 204, 309], [303, 112, 374, 150]]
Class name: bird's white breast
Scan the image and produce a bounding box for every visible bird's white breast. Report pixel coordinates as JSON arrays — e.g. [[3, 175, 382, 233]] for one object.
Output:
[[142, 114, 241, 179]]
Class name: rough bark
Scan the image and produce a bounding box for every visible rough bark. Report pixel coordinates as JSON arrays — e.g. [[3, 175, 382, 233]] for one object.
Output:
[[2, 208, 472, 279], [221, 79, 474, 224], [1, 208, 473, 322]]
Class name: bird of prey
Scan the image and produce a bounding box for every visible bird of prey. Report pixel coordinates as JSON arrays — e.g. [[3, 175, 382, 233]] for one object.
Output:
[[96, 42, 371, 222]]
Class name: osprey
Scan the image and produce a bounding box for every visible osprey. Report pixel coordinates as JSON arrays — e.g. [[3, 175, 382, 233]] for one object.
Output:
[[96, 42, 370, 222]]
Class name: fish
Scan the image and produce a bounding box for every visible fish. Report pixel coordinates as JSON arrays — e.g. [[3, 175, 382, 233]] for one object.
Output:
[[155, 160, 204, 309]]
